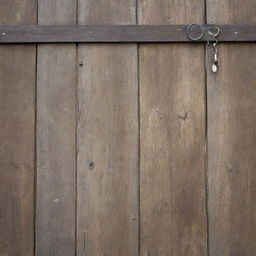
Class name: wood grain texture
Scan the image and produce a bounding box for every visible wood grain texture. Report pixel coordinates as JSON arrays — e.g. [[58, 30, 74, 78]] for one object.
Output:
[[1, 25, 256, 43], [0, 1, 36, 255], [77, 0, 138, 255], [207, 1, 256, 255], [139, 1, 208, 255], [36, 1, 77, 255]]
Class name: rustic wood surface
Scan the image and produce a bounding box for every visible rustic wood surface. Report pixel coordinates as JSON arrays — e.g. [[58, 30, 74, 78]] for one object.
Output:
[[0, 1, 36, 255], [207, 1, 256, 256], [76, 0, 139, 256], [1, 24, 256, 43], [36, 0, 77, 255], [1, 0, 256, 255], [139, 0, 208, 255]]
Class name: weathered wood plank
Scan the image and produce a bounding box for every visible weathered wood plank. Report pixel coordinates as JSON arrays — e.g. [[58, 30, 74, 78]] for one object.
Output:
[[139, 1, 208, 255], [207, 1, 256, 255], [0, 1, 36, 255], [1, 24, 256, 43], [76, 0, 138, 255], [36, 0, 77, 255]]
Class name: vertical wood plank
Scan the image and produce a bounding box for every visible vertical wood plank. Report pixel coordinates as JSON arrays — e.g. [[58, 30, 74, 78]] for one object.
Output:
[[77, 0, 138, 255], [0, 1, 36, 255], [207, 1, 256, 255], [36, 1, 77, 255], [139, 1, 208, 256]]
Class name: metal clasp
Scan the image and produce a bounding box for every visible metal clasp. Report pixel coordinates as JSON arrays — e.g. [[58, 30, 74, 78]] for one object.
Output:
[[208, 42, 219, 73], [186, 23, 220, 73]]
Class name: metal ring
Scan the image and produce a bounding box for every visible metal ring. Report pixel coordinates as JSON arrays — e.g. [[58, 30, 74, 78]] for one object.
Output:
[[207, 25, 220, 38], [186, 23, 204, 41]]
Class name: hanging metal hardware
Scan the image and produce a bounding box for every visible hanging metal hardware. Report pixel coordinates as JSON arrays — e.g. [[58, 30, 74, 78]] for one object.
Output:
[[186, 23, 220, 73], [208, 41, 219, 73]]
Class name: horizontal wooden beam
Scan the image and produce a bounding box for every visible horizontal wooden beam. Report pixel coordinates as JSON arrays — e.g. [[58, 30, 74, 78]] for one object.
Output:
[[0, 25, 255, 43]]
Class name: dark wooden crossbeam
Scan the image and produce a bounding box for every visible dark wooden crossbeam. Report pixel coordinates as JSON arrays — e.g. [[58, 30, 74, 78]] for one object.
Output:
[[0, 24, 255, 43]]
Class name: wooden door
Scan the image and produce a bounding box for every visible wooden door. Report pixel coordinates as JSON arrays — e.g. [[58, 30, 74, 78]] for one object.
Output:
[[0, 0, 255, 256]]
